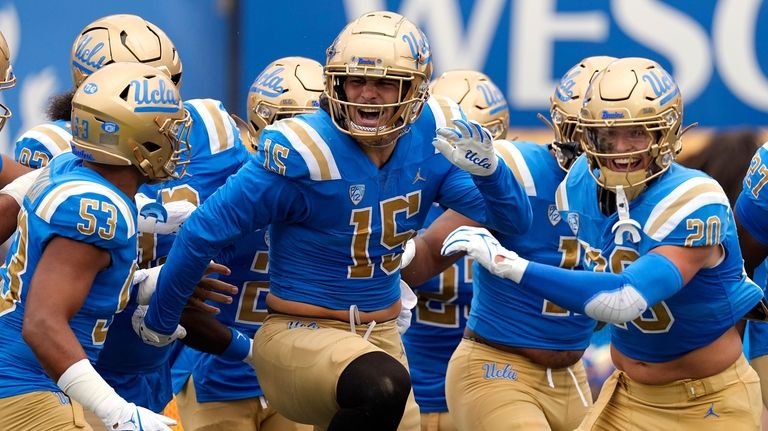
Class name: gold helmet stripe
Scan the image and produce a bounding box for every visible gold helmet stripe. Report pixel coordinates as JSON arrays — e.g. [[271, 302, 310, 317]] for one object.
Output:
[[36, 181, 136, 238], [644, 178, 728, 241]]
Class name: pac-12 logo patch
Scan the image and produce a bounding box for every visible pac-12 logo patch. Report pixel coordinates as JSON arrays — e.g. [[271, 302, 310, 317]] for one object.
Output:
[[547, 204, 561, 226], [567, 212, 579, 235], [349, 184, 365, 205]]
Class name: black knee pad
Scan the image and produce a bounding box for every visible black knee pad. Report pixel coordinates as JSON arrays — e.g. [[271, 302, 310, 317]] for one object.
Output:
[[328, 351, 411, 431]]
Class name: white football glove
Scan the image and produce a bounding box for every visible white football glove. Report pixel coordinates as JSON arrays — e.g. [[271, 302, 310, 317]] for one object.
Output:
[[433, 119, 498, 176], [400, 238, 416, 269], [131, 305, 186, 347], [441, 226, 528, 283], [107, 402, 176, 431], [57, 359, 176, 431], [397, 280, 418, 334], [136, 193, 196, 235], [0, 168, 42, 206], [133, 265, 162, 306]]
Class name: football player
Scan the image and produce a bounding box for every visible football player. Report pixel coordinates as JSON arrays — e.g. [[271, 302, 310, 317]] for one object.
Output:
[[0, 62, 188, 431], [734, 133, 768, 409], [73, 14, 250, 417], [400, 69, 507, 431], [402, 57, 615, 431], [137, 10, 532, 431], [173, 56, 322, 431], [443, 57, 763, 430]]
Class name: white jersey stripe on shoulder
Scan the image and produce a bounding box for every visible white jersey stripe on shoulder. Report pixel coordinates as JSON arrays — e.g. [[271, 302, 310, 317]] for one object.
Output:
[[19, 124, 72, 155], [427, 95, 462, 130], [644, 178, 728, 241], [271, 120, 340, 181], [36, 181, 136, 238], [761, 141, 768, 150], [293, 119, 341, 179], [427, 97, 447, 130], [493, 140, 536, 196], [187, 99, 235, 155], [555, 178, 570, 211]]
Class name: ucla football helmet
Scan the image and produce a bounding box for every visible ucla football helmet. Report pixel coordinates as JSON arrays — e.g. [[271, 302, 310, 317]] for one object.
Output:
[[546, 56, 616, 171], [429, 70, 509, 140], [71, 14, 182, 88], [70, 62, 191, 182], [0, 30, 15, 132], [325, 11, 432, 142], [247, 56, 323, 149], [579, 57, 686, 198]]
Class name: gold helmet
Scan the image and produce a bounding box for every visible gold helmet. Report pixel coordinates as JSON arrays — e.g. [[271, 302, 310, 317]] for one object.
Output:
[[0, 30, 15, 132], [70, 62, 192, 182], [579, 57, 685, 198], [71, 14, 182, 88], [247, 56, 323, 148], [429, 70, 509, 140], [325, 11, 432, 142], [547, 56, 617, 171]]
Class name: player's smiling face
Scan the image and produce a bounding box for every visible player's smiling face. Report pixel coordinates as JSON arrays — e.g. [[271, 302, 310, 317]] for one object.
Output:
[[343, 76, 400, 130], [592, 125, 653, 173]]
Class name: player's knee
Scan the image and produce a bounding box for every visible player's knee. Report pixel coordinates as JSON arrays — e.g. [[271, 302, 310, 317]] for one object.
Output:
[[332, 351, 411, 430]]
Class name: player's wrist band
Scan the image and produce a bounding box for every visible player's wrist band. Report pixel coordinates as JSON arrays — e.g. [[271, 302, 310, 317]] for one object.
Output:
[[221, 327, 253, 362]]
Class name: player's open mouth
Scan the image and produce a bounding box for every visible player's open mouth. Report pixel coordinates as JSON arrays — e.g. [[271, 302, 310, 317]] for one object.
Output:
[[607, 157, 644, 172], [351, 106, 387, 128]]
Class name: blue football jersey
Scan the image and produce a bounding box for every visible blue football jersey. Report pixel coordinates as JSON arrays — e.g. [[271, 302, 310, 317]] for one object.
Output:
[[146, 96, 532, 334], [94, 98, 247, 411], [181, 229, 269, 402], [14, 119, 72, 168], [0, 155, 137, 398], [736, 142, 768, 359], [470, 141, 596, 350], [556, 157, 762, 362], [402, 203, 473, 413]]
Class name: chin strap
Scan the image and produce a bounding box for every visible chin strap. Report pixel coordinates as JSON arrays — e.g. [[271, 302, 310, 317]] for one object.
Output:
[[611, 185, 641, 245]]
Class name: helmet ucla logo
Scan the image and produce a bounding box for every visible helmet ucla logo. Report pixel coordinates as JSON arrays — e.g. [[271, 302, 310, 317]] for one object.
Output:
[[73, 34, 107, 73], [251, 66, 285, 98], [129, 79, 180, 113], [642, 69, 680, 106], [477, 83, 508, 114], [555, 69, 580, 102], [402, 31, 432, 68]]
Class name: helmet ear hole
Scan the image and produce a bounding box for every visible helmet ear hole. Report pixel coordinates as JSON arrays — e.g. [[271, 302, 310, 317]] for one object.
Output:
[[142, 141, 162, 153]]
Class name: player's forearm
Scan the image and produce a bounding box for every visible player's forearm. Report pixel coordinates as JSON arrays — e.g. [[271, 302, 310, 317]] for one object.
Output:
[[0, 194, 19, 243], [22, 315, 87, 381], [519, 253, 683, 323], [402, 235, 463, 287], [472, 157, 532, 235], [0, 155, 31, 188]]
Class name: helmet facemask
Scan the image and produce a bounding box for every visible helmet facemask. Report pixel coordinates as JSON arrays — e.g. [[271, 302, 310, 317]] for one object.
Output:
[[0, 31, 15, 132]]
